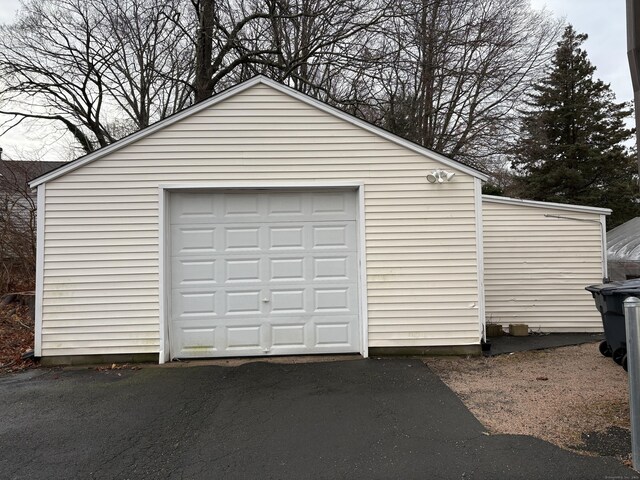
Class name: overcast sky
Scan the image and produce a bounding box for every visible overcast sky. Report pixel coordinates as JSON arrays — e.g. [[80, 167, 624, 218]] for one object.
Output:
[[0, 0, 634, 161], [531, 0, 632, 101]]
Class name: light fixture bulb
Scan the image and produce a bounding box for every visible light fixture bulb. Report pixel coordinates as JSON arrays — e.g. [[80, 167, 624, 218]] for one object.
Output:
[[427, 169, 455, 184]]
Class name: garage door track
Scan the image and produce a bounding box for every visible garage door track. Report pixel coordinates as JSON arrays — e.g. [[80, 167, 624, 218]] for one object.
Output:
[[0, 358, 637, 479]]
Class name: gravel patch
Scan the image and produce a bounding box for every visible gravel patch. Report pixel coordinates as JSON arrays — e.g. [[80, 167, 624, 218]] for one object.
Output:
[[425, 342, 631, 463], [576, 427, 632, 458]]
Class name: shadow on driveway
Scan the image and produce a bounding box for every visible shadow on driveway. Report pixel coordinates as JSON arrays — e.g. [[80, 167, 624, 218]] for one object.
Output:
[[0, 358, 637, 480]]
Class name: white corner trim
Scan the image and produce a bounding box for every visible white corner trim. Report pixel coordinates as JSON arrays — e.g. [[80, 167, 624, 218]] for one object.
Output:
[[482, 194, 612, 215], [158, 188, 169, 364], [357, 184, 369, 358], [474, 178, 486, 343], [30, 75, 487, 188], [600, 214, 608, 280], [34, 184, 45, 357]]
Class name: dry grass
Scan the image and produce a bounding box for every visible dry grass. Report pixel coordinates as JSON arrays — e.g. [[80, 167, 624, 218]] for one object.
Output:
[[0, 303, 36, 375], [426, 343, 630, 459]]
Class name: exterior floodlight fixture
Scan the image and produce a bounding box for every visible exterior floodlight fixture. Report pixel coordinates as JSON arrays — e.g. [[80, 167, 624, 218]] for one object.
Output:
[[426, 169, 455, 184]]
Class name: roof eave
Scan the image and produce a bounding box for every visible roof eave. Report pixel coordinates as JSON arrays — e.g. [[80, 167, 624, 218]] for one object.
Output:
[[482, 194, 612, 215]]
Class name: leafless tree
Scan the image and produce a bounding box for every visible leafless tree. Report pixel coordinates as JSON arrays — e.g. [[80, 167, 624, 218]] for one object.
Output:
[[190, 0, 278, 101], [1, 0, 561, 176], [0, 156, 63, 292], [0, 0, 194, 154], [371, 0, 562, 170], [189, 0, 391, 104], [95, 0, 195, 130], [254, 0, 389, 103]]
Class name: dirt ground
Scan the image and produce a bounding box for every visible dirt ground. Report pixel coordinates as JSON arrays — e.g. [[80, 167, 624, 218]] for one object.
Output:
[[426, 343, 632, 464], [0, 303, 36, 375]]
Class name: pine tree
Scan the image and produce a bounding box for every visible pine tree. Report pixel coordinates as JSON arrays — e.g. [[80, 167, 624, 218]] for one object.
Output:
[[512, 25, 640, 228]]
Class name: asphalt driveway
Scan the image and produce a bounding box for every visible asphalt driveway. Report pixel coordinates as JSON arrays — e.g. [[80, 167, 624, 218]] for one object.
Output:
[[0, 358, 637, 480]]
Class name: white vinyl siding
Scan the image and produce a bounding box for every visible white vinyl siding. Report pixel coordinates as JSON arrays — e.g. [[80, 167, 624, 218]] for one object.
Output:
[[40, 83, 481, 356], [482, 198, 605, 332]]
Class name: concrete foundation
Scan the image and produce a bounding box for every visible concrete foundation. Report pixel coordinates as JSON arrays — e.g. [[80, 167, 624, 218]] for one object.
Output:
[[40, 353, 159, 367], [369, 345, 481, 356]]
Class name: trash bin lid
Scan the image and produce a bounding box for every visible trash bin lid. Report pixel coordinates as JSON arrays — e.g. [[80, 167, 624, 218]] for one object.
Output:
[[586, 278, 640, 295]]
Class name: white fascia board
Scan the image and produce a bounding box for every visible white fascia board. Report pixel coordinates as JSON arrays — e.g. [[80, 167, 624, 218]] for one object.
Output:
[[30, 76, 488, 187], [482, 194, 612, 216]]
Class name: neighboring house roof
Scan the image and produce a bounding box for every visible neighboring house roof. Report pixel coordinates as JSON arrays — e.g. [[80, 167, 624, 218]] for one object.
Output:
[[0, 161, 66, 246], [0, 160, 67, 188], [483, 194, 612, 216], [607, 217, 640, 262], [29, 76, 489, 188]]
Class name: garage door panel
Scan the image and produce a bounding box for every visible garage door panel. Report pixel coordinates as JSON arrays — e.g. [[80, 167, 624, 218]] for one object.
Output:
[[171, 258, 217, 288], [223, 193, 261, 218], [315, 322, 352, 347], [270, 288, 306, 313], [225, 325, 262, 349], [313, 224, 351, 250], [170, 193, 217, 223], [271, 323, 306, 348], [224, 227, 261, 251], [171, 191, 357, 224], [171, 226, 217, 255], [180, 291, 216, 316], [313, 256, 351, 280], [313, 286, 355, 312], [169, 190, 360, 358], [172, 289, 218, 318], [311, 192, 355, 219], [269, 226, 304, 250], [174, 222, 357, 254], [171, 316, 218, 354], [172, 317, 359, 358], [267, 193, 305, 217], [224, 258, 262, 283], [224, 289, 263, 315], [269, 257, 306, 281]]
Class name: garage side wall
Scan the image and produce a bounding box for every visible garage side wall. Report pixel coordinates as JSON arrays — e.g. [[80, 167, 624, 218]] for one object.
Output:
[[40, 83, 482, 357], [483, 198, 605, 332]]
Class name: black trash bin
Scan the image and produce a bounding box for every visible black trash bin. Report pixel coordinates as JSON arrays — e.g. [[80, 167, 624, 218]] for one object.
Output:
[[586, 279, 640, 367]]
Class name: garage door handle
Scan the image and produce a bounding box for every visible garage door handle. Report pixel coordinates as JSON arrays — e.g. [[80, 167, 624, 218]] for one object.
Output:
[[262, 298, 270, 303]]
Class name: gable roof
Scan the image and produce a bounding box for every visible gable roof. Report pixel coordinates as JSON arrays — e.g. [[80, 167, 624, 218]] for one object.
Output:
[[0, 160, 67, 190], [29, 76, 489, 188]]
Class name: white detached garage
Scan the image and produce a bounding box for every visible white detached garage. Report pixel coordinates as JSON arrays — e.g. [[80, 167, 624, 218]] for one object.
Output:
[[29, 76, 607, 364]]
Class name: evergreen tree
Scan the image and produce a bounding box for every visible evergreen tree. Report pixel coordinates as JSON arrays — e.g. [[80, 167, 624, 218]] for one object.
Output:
[[512, 25, 640, 228]]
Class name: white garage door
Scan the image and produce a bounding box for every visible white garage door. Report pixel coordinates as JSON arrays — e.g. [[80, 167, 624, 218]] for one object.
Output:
[[169, 190, 361, 358]]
